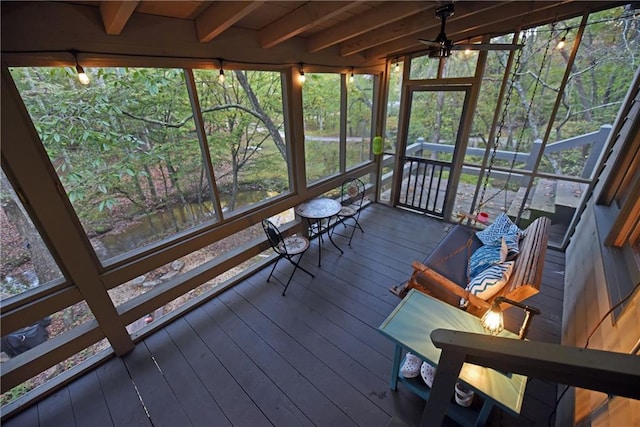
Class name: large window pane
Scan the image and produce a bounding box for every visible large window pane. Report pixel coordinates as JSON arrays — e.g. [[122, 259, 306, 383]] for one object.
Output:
[[405, 90, 466, 162], [194, 69, 290, 215], [346, 74, 373, 169], [9, 67, 215, 262], [409, 54, 439, 79], [497, 18, 581, 172], [379, 62, 404, 205], [303, 73, 341, 184], [442, 49, 479, 78], [541, 7, 639, 180], [1, 169, 64, 300], [539, 7, 639, 246]]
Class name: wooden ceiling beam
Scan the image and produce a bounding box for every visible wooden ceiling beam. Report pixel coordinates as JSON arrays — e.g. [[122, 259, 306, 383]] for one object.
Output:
[[259, 1, 359, 49], [99, 1, 139, 35], [196, 1, 263, 43], [307, 1, 436, 53]]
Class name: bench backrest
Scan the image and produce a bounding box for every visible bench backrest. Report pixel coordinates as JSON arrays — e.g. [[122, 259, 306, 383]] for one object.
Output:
[[496, 216, 551, 304]]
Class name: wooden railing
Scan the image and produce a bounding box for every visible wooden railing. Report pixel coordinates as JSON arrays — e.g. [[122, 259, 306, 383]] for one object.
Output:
[[415, 124, 611, 181], [422, 329, 640, 427]]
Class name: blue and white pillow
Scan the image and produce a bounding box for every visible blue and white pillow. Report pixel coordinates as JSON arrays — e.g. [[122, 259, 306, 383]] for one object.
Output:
[[466, 261, 514, 300], [468, 237, 507, 279], [501, 233, 520, 260], [476, 213, 523, 245]]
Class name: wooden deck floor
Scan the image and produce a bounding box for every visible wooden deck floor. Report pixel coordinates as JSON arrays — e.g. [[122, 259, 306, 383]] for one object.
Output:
[[3, 204, 565, 427]]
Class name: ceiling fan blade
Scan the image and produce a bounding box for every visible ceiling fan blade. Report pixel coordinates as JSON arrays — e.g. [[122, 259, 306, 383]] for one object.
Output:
[[419, 39, 442, 48], [451, 43, 524, 51]]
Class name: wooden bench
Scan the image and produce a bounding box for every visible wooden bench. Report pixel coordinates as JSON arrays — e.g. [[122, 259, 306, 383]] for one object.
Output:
[[395, 216, 551, 317]]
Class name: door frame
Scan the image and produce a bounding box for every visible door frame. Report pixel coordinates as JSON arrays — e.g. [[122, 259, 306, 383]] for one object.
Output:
[[392, 82, 474, 219]]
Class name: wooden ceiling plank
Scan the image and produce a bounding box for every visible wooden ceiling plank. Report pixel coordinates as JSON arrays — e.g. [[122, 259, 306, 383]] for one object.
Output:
[[99, 1, 139, 35], [196, 1, 264, 43], [259, 1, 359, 49], [307, 2, 436, 53], [339, 9, 435, 57]]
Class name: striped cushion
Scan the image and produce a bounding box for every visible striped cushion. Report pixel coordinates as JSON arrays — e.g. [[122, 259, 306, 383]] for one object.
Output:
[[468, 237, 507, 279], [466, 261, 514, 300], [476, 213, 523, 245]]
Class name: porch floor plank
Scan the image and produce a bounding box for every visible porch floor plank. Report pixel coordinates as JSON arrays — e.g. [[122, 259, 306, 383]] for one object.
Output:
[[3, 203, 565, 427]]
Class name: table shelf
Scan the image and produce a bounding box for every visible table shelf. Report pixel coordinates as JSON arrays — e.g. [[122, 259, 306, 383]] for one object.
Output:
[[397, 358, 483, 427]]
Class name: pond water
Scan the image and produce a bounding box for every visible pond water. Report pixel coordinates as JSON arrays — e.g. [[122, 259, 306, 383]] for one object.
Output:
[[97, 190, 274, 259]]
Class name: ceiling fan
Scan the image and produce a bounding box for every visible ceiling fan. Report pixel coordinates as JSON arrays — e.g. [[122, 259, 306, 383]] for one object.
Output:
[[419, 3, 523, 58]]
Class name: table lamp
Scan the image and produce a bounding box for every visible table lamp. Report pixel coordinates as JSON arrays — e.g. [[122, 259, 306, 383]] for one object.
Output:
[[481, 296, 541, 339]]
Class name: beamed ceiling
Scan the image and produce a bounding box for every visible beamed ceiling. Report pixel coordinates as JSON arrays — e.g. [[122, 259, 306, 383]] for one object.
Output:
[[0, 1, 626, 71]]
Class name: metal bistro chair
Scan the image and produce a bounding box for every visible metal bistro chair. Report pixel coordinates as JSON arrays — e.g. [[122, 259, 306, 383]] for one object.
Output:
[[262, 219, 315, 295], [333, 177, 365, 245]]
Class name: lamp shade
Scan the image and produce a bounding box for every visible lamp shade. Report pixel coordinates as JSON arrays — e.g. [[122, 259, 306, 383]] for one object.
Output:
[[372, 136, 384, 155]]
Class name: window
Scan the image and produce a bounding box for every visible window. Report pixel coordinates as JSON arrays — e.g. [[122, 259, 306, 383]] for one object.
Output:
[[0, 168, 64, 300], [346, 74, 374, 170], [10, 67, 213, 262], [303, 73, 341, 184], [193, 69, 291, 215]]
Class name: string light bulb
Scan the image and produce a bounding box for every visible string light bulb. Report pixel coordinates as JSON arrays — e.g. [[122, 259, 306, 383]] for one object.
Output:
[[349, 67, 354, 83], [394, 61, 400, 73], [72, 50, 89, 85], [556, 30, 569, 50], [299, 63, 306, 84], [218, 59, 225, 84]]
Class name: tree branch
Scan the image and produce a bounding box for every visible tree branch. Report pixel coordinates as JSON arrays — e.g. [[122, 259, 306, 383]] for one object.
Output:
[[122, 104, 263, 128]]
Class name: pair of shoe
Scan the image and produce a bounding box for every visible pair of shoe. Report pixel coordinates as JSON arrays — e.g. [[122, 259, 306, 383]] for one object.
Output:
[[400, 353, 436, 387], [400, 352, 422, 378], [400, 353, 475, 407], [454, 382, 474, 407]]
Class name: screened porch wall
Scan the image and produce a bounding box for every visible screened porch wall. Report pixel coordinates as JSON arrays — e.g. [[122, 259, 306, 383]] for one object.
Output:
[[0, 61, 381, 409]]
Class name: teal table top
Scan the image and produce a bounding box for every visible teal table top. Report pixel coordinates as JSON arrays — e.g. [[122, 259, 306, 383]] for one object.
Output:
[[379, 289, 527, 415]]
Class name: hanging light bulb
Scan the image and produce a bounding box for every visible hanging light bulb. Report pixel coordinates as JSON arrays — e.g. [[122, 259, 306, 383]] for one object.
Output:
[[556, 30, 568, 50], [299, 63, 306, 84], [72, 50, 89, 85], [218, 59, 225, 84], [556, 36, 566, 50], [76, 64, 90, 85], [394, 61, 400, 73], [349, 67, 354, 83]]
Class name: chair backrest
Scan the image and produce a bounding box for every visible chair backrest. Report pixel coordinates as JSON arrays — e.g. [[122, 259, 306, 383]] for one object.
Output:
[[341, 178, 365, 206], [262, 219, 287, 255]]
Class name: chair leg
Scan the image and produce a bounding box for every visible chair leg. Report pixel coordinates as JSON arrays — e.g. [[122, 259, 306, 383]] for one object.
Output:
[[266, 257, 280, 282], [282, 254, 315, 296], [346, 216, 364, 246]]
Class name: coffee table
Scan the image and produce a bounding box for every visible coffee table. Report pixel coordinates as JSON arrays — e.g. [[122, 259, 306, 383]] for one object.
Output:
[[378, 289, 527, 427]]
